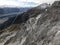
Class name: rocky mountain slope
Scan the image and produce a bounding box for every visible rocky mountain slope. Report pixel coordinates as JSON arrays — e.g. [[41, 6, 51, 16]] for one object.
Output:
[[0, 1, 60, 45]]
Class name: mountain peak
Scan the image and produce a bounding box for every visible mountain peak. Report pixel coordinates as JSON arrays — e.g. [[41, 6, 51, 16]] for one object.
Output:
[[37, 3, 50, 9]]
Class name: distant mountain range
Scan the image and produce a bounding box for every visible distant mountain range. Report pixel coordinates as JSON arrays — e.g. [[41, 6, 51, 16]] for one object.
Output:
[[0, 7, 31, 14]]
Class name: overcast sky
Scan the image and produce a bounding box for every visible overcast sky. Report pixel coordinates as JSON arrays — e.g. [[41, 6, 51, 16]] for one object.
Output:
[[0, 0, 58, 7]]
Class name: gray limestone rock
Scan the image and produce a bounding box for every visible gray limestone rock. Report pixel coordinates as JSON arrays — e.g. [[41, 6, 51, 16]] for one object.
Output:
[[0, 1, 60, 45]]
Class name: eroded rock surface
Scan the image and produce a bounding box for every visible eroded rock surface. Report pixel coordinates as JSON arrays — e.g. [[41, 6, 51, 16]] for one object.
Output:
[[0, 1, 60, 45]]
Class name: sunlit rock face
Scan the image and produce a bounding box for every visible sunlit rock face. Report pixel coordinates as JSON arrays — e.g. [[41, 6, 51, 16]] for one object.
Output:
[[0, 1, 60, 45]]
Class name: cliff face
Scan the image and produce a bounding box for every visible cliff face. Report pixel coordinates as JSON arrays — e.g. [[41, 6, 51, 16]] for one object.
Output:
[[0, 1, 60, 45]]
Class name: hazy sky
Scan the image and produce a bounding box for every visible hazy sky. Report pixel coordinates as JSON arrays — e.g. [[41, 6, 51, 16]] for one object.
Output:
[[0, 0, 58, 7]]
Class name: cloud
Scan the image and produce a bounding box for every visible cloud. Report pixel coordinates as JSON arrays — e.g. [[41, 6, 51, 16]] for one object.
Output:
[[18, 0, 57, 4], [18, 2, 38, 7], [23, 2, 38, 5], [0, 0, 58, 7], [0, 0, 19, 7], [20, 2, 38, 7], [0, 0, 38, 7]]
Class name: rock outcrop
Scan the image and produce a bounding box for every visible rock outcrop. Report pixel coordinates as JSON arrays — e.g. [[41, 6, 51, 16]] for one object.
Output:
[[0, 1, 60, 45]]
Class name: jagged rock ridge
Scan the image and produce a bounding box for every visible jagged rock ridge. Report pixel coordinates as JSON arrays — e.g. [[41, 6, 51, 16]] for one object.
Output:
[[0, 1, 60, 45]]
